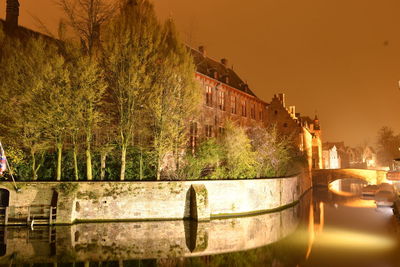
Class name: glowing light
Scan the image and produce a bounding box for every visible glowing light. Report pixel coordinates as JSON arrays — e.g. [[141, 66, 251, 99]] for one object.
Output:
[[313, 227, 395, 250], [305, 203, 315, 260], [329, 180, 341, 192], [343, 199, 377, 208]]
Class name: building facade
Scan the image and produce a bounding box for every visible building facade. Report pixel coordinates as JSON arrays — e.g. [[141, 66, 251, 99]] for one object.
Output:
[[189, 47, 267, 148], [265, 94, 323, 170]]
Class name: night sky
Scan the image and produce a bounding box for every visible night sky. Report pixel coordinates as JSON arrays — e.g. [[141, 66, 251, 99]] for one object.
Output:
[[1, 0, 400, 147]]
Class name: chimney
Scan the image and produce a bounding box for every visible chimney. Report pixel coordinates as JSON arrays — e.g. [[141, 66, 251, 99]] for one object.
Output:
[[277, 93, 285, 107], [221, 58, 228, 67], [289, 106, 296, 117], [198, 46, 206, 57], [6, 0, 20, 31]]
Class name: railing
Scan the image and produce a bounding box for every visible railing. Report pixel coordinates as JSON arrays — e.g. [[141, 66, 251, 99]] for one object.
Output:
[[0, 205, 56, 225]]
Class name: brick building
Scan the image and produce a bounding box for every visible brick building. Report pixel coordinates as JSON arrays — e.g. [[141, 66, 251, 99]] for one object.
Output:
[[189, 46, 267, 147], [265, 94, 323, 170]]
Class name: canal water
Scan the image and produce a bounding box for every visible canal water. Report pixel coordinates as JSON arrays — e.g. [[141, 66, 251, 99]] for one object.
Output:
[[0, 178, 399, 266]]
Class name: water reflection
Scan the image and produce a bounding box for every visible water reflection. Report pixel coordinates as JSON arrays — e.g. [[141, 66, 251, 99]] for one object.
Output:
[[0, 195, 308, 265], [0, 180, 400, 266], [329, 178, 367, 196]]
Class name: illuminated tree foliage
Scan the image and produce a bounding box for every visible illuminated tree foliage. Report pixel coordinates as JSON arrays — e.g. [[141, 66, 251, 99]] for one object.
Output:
[[66, 46, 107, 180], [214, 121, 258, 179], [0, 2, 298, 181], [0, 35, 63, 180], [249, 126, 294, 177], [101, 0, 161, 180], [147, 20, 201, 180]]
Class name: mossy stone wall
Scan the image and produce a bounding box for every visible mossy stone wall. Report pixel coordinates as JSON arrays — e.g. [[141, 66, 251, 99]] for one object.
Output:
[[0, 172, 311, 223]]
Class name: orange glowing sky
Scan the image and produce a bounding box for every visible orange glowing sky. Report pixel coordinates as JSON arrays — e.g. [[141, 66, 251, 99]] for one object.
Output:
[[1, 0, 400, 146]]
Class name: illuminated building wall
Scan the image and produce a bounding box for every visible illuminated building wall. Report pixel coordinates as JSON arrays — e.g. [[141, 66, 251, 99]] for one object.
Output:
[[189, 47, 267, 146], [265, 94, 323, 170], [322, 145, 341, 169]]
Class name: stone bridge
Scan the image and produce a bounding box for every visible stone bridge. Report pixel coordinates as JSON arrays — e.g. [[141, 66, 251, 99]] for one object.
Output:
[[312, 168, 388, 187]]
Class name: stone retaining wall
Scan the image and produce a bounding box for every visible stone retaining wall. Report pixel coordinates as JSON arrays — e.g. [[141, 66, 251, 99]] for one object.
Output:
[[0, 173, 311, 224]]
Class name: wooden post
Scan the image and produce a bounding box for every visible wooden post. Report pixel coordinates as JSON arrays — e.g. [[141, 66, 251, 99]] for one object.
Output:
[[49, 206, 53, 225], [27, 206, 31, 225], [5, 207, 9, 225]]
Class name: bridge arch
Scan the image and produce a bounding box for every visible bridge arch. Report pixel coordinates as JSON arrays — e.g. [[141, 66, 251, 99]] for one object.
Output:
[[312, 169, 387, 187]]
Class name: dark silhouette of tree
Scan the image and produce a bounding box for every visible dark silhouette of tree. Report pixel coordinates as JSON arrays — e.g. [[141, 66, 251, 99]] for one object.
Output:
[[376, 126, 400, 166]]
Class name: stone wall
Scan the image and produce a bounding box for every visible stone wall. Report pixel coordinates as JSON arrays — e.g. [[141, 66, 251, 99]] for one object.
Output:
[[0, 173, 311, 224]]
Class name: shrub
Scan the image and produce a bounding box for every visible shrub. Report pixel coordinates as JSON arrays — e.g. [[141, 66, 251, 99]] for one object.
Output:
[[215, 121, 258, 179], [249, 126, 295, 177], [180, 138, 222, 179]]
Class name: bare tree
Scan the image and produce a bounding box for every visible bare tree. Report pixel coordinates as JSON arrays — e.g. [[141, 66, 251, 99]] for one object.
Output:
[[56, 0, 116, 56]]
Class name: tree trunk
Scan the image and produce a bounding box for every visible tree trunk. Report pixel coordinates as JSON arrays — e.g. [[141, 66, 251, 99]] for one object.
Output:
[[56, 142, 63, 181], [31, 150, 37, 181], [86, 132, 93, 180], [86, 148, 92, 180], [100, 151, 107, 180], [120, 144, 127, 181], [156, 155, 161, 181], [73, 137, 79, 181], [174, 141, 180, 174], [73, 148, 79, 181], [139, 150, 143, 180]]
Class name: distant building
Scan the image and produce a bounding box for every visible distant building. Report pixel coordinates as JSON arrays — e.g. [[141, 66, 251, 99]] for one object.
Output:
[[322, 142, 377, 170], [322, 145, 341, 169], [322, 142, 348, 169]]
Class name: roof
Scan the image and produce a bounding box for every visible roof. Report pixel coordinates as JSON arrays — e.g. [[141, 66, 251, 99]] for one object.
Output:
[[0, 19, 53, 41], [300, 116, 313, 126], [323, 142, 346, 151], [190, 47, 257, 97]]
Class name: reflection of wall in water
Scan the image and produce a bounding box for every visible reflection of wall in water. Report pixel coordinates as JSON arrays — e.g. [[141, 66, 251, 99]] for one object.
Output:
[[314, 186, 363, 208], [0, 198, 313, 264]]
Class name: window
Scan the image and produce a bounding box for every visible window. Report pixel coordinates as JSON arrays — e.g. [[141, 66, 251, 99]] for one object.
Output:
[[189, 122, 198, 149], [250, 103, 256, 119], [283, 123, 288, 128], [259, 110, 263, 120], [241, 100, 247, 117], [231, 95, 236, 114], [205, 125, 213, 138], [219, 127, 225, 135], [205, 85, 212, 106], [213, 71, 218, 79], [274, 110, 278, 115], [218, 91, 225, 110]]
